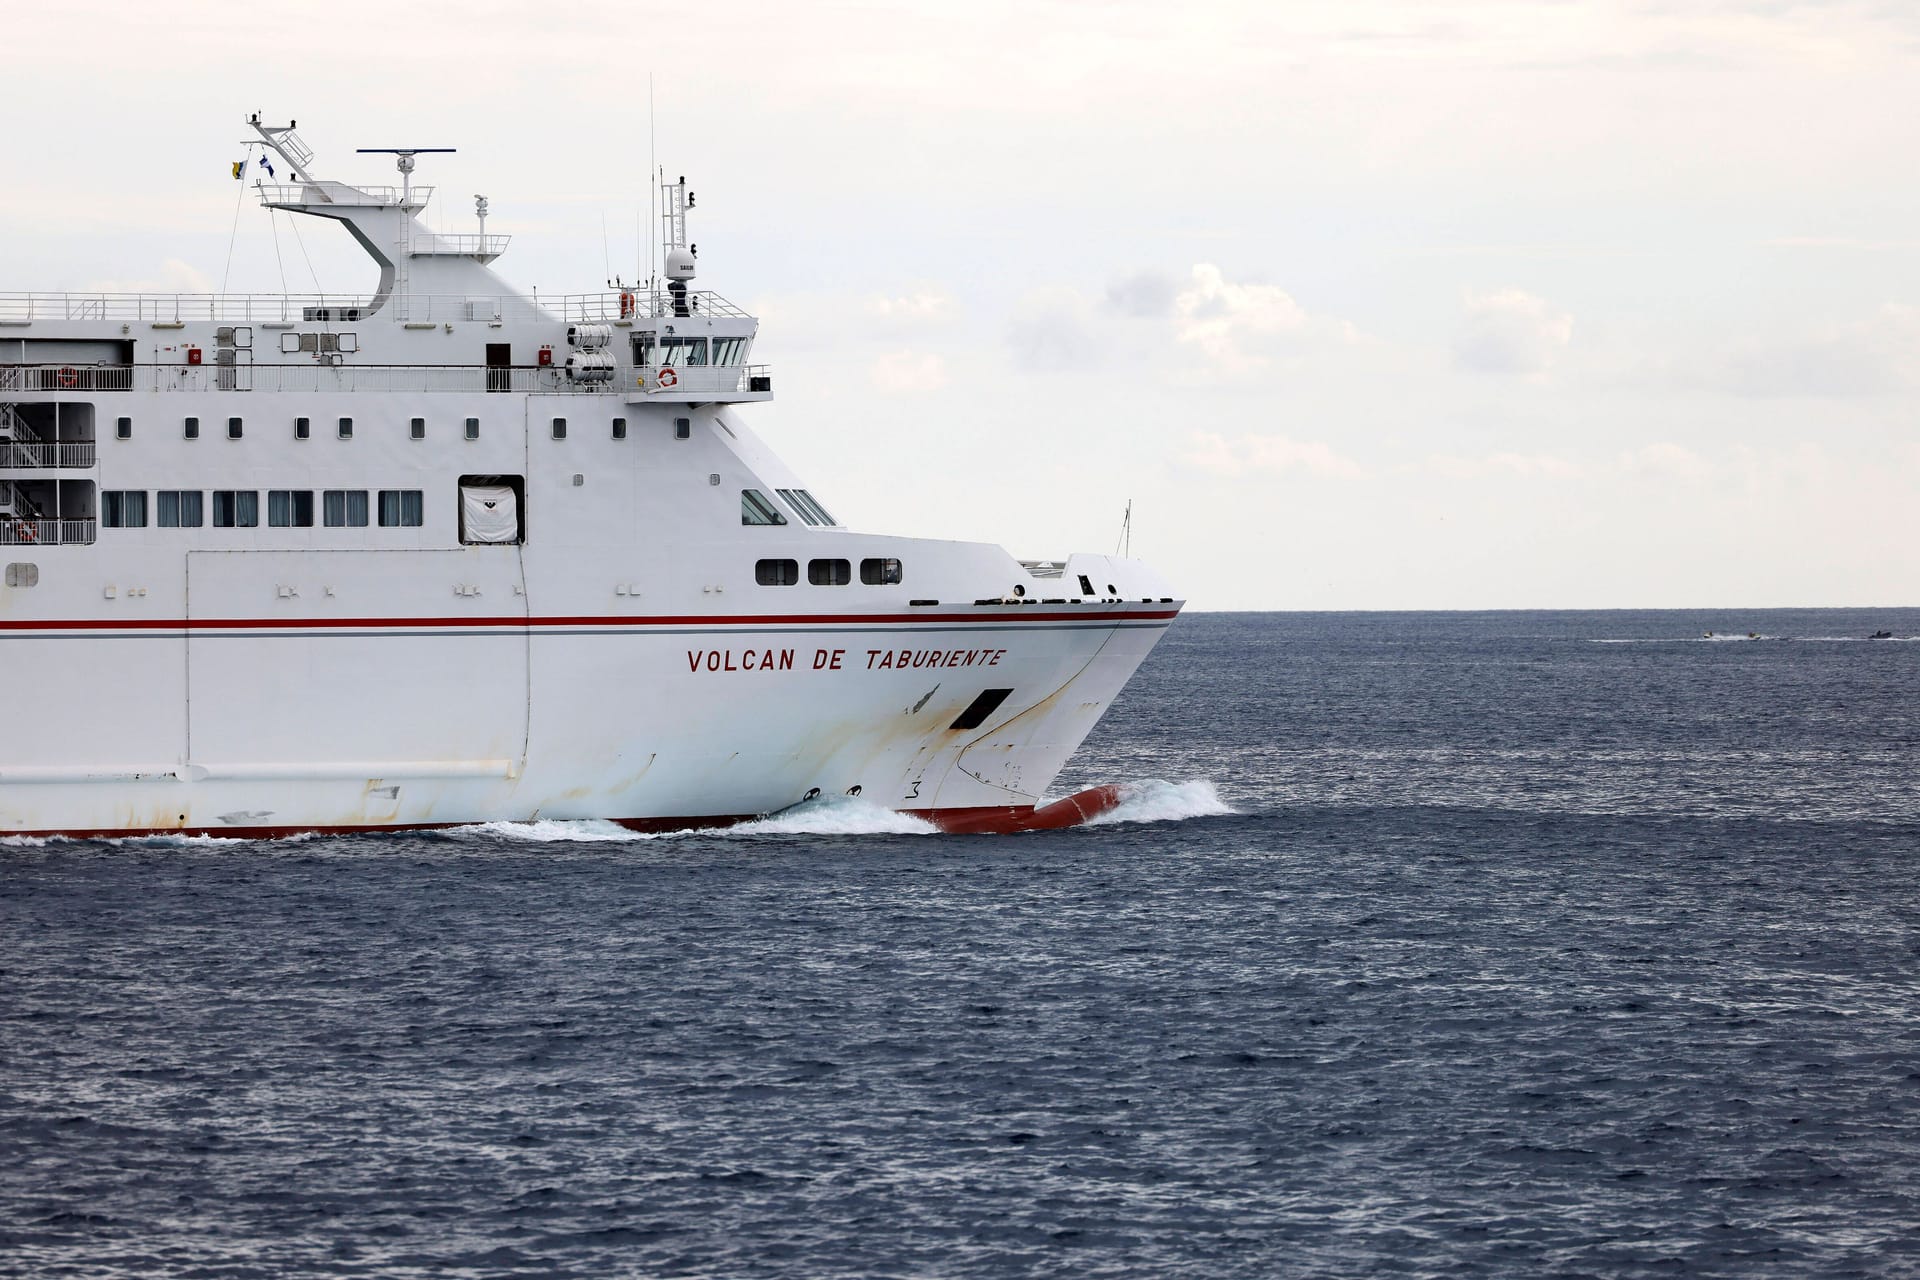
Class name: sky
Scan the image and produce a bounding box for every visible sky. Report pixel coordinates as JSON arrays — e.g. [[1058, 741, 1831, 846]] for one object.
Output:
[[7, 0, 1919, 609]]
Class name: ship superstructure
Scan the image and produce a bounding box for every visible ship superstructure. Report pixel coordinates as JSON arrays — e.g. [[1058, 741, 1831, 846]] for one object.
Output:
[[0, 116, 1180, 836]]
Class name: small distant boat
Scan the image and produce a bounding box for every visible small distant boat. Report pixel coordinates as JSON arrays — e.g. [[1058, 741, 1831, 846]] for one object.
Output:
[[1869, 630, 1893, 640]]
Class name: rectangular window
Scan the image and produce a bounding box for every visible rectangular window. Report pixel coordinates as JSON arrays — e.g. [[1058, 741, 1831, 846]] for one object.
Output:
[[611, 417, 627, 440], [465, 417, 480, 440], [338, 417, 353, 440], [660, 336, 708, 366], [808, 558, 851, 586], [212, 490, 258, 528], [323, 489, 369, 527], [860, 557, 903, 586], [755, 558, 800, 586], [268, 490, 314, 528], [378, 490, 425, 527], [410, 417, 426, 440], [740, 489, 787, 526], [711, 337, 748, 365], [295, 416, 310, 440], [227, 417, 243, 440], [158, 490, 203, 528], [115, 417, 131, 441], [183, 416, 199, 440], [551, 417, 567, 440], [101, 490, 148, 528], [778, 488, 837, 527], [674, 417, 691, 440]]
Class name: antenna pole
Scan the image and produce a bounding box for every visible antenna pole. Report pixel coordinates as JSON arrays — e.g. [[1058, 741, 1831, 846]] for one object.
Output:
[[648, 75, 657, 295]]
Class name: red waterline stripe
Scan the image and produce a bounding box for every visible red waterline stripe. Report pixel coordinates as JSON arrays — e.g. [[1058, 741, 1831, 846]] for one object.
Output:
[[0, 608, 1181, 633]]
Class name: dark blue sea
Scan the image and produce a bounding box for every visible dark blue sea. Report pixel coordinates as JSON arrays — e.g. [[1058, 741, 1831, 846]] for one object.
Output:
[[5, 610, 1920, 1278]]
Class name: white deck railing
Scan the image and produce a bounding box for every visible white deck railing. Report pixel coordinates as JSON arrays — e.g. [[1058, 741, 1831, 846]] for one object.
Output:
[[0, 440, 96, 468], [0, 362, 770, 397], [0, 518, 95, 546], [0, 289, 749, 325]]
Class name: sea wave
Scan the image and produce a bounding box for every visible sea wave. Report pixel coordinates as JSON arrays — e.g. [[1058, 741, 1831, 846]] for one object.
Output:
[[441, 818, 660, 844], [730, 795, 940, 837], [1086, 779, 1236, 826]]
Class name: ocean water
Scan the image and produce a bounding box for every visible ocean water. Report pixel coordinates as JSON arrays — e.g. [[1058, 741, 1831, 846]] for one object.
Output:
[[4, 609, 1919, 1278]]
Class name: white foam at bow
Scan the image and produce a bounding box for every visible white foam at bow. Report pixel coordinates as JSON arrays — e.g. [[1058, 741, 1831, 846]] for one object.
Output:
[[1086, 779, 1236, 826], [731, 795, 940, 837]]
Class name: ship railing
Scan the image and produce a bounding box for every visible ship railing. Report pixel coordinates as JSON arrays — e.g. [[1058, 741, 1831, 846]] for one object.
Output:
[[0, 365, 136, 392], [0, 294, 384, 324], [0, 290, 750, 324], [413, 233, 512, 257], [0, 361, 769, 395], [567, 290, 751, 321], [255, 182, 430, 208], [634, 364, 773, 396], [0, 440, 95, 469], [0, 518, 95, 546]]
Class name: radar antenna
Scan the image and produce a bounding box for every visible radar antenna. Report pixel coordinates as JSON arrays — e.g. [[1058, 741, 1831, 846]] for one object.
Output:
[[355, 147, 456, 204]]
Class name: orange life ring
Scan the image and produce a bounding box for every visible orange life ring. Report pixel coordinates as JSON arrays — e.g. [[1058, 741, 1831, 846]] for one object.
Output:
[[658, 366, 678, 388], [619, 291, 636, 319], [14, 521, 35, 543], [56, 367, 77, 388]]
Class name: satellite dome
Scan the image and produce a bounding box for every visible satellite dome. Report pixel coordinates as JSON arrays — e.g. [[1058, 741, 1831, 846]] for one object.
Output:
[[665, 246, 697, 281]]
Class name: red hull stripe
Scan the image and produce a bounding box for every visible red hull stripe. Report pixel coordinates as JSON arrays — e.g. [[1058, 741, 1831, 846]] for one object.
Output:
[[4, 789, 1128, 840], [0, 608, 1180, 633]]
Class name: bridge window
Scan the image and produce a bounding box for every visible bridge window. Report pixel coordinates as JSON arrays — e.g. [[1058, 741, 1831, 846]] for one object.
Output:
[[101, 490, 147, 528], [660, 336, 707, 366], [712, 337, 747, 365], [861, 557, 903, 586], [212, 490, 259, 528], [268, 490, 314, 527], [323, 489, 369, 528], [778, 488, 837, 527], [740, 489, 787, 526], [157, 491, 203, 528], [378, 490, 424, 527], [808, 558, 851, 586], [755, 558, 800, 586]]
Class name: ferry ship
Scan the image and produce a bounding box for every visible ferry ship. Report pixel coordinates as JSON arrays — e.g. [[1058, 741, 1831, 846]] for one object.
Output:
[[0, 116, 1181, 837]]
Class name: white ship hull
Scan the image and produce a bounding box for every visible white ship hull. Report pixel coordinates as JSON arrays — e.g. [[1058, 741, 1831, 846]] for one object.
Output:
[[2, 598, 1175, 836]]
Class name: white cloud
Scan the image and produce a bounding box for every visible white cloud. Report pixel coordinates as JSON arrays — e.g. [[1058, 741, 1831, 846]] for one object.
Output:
[[1618, 441, 1710, 480], [1007, 287, 1110, 372], [1714, 303, 1920, 397], [1453, 289, 1574, 375], [866, 287, 955, 331], [1105, 270, 1179, 318], [1179, 430, 1367, 479], [868, 350, 948, 393], [1174, 264, 1333, 374]]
